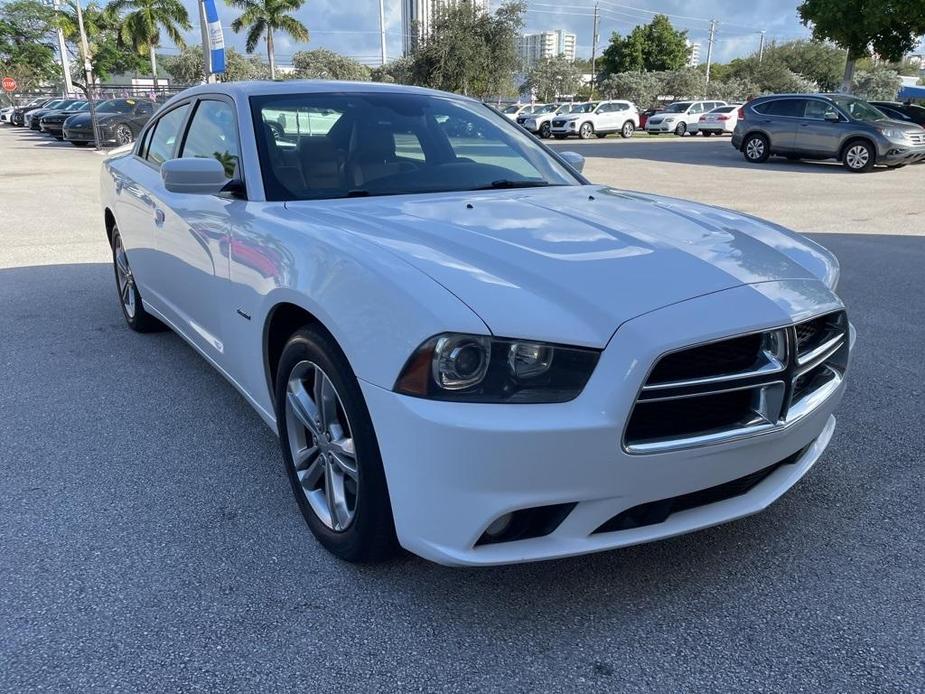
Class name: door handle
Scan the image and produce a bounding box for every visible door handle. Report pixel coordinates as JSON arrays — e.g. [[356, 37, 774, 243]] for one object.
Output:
[[154, 208, 165, 227]]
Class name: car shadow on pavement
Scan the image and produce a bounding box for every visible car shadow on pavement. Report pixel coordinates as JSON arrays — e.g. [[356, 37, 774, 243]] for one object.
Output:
[[550, 137, 901, 175], [2, 127, 95, 150]]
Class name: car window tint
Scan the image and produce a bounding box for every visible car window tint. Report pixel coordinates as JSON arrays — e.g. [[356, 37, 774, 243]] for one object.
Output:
[[145, 104, 191, 167], [758, 99, 804, 117], [803, 100, 839, 120], [181, 100, 240, 177]]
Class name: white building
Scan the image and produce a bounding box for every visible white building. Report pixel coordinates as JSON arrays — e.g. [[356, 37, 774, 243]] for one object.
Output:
[[687, 41, 701, 68], [402, 0, 490, 55], [518, 30, 578, 68]]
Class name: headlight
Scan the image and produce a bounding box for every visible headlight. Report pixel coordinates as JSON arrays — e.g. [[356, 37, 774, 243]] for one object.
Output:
[[394, 333, 600, 403], [878, 127, 908, 142], [663, 116, 676, 122]]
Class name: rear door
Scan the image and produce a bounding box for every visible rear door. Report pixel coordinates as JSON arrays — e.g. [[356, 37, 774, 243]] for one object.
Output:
[[752, 98, 803, 150]]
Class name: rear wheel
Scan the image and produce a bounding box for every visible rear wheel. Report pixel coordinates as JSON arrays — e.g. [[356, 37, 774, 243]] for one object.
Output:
[[743, 133, 770, 163], [276, 326, 397, 562], [621, 121, 635, 138], [843, 140, 875, 172]]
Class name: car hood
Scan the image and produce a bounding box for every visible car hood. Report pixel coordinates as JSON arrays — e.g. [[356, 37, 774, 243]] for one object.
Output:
[[66, 112, 120, 126], [555, 113, 588, 121], [873, 119, 925, 134], [284, 185, 836, 347]]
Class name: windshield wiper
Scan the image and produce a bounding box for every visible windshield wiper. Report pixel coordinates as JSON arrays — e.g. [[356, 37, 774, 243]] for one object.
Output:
[[476, 179, 552, 190]]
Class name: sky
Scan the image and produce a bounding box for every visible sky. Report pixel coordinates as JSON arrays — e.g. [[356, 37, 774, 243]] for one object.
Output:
[[167, 0, 818, 67]]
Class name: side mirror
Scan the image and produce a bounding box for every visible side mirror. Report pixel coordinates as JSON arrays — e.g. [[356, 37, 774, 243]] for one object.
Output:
[[824, 111, 840, 122], [560, 151, 585, 173], [161, 157, 230, 195]]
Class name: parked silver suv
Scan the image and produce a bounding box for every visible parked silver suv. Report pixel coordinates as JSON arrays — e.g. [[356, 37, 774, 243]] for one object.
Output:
[[732, 94, 925, 172]]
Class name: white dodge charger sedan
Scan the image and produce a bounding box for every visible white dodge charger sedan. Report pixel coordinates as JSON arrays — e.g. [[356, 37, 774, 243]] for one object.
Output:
[[100, 81, 854, 566]]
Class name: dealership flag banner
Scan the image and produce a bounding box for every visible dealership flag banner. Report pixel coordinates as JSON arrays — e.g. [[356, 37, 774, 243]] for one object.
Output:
[[203, 0, 225, 74]]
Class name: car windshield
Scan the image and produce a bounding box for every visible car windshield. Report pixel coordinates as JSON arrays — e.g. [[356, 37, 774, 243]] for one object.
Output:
[[252, 92, 581, 201], [95, 99, 136, 113], [557, 104, 575, 113], [830, 97, 887, 122], [502, 105, 521, 114], [710, 106, 736, 113], [572, 103, 597, 113], [535, 104, 558, 114], [664, 102, 692, 113]]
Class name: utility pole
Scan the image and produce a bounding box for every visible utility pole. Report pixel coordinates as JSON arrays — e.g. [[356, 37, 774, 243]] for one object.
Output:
[[52, 0, 74, 94], [758, 30, 766, 63], [74, 0, 101, 150], [705, 19, 716, 84], [589, 3, 600, 98], [378, 0, 387, 67]]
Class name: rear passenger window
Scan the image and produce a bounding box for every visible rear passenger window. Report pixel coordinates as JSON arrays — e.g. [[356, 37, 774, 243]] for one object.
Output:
[[181, 100, 240, 177], [146, 104, 191, 166], [756, 99, 803, 117]]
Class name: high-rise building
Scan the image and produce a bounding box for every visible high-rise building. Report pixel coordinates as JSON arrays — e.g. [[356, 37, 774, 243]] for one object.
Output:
[[402, 0, 490, 55], [518, 30, 577, 68], [687, 41, 702, 68]]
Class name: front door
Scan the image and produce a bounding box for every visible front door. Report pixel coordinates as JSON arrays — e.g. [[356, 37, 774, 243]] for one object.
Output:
[[793, 99, 845, 157]]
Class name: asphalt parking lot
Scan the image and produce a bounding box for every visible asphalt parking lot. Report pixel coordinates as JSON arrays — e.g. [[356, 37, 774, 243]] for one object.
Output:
[[1, 125, 923, 692]]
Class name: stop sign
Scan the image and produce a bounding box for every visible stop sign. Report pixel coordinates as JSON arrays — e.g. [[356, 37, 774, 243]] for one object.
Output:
[[1, 77, 17, 92]]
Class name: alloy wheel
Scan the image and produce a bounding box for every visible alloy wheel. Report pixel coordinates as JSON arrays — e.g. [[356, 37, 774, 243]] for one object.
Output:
[[580, 122, 593, 139], [113, 234, 136, 319], [622, 122, 634, 138], [115, 124, 133, 145], [845, 145, 869, 170], [285, 360, 359, 532], [746, 137, 765, 160]]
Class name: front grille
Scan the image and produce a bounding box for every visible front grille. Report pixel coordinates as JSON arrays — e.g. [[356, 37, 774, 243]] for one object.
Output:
[[908, 132, 925, 146], [552, 119, 565, 127], [624, 311, 848, 453], [593, 445, 808, 534]]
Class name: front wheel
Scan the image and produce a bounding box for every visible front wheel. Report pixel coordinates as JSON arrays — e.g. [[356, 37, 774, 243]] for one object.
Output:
[[843, 140, 875, 173], [674, 122, 687, 136], [621, 121, 635, 138], [579, 122, 594, 139], [539, 122, 551, 138], [114, 123, 134, 146], [743, 133, 770, 163], [111, 227, 163, 332], [276, 326, 397, 562]]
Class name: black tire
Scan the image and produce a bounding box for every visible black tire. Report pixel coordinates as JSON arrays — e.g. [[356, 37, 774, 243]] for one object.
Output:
[[579, 122, 594, 139], [742, 133, 770, 163], [111, 226, 164, 332], [842, 139, 875, 173], [674, 122, 687, 136], [70, 141, 89, 147], [539, 122, 551, 138], [701, 131, 712, 137], [595, 132, 608, 139], [621, 121, 635, 138], [275, 326, 397, 563]]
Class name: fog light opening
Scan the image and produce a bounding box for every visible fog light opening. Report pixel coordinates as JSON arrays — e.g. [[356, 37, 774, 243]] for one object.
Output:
[[484, 513, 514, 538]]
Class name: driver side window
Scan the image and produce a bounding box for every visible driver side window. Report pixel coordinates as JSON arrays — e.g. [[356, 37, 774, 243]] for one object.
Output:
[[145, 104, 191, 167]]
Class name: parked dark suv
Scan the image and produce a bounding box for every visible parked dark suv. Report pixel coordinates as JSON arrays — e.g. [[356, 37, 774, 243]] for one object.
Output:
[[732, 94, 925, 172]]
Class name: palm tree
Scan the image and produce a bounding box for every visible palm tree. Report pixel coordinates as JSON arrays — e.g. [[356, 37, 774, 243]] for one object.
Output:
[[105, 0, 191, 90], [226, 0, 309, 80]]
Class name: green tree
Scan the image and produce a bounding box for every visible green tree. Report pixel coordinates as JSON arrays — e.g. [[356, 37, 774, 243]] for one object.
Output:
[[851, 66, 902, 100], [105, 0, 191, 90], [56, 1, 148, 84], [291, 48, 370, 81], [725, 55, 817, 94], [0, 0, 60, 94], [524, 54, 581, 101], [598, 70, 662, 107], [769, 39, 845, 91], [599, 15, 689, 75], [371, 56, 414, 84], [226, 0, 309, 80], [663, 68, 705, 99], [409, 0, 524, 98], [160, 44, 271, 83], [798, 0, 925, 91]]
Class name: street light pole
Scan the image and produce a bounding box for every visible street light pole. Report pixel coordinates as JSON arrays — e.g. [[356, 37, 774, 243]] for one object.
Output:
[[378, 0, 387, 67], [74, 0, 101, 150], [52, 0, 74, 94], [589, 2, 599, 98], [758, 30, 766, 63], [705, 19, 717, 84]]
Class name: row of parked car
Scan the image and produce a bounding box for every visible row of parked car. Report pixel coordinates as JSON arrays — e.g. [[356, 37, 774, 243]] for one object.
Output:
[[0, 95, 159, 146], [502, 99, 749, 139]]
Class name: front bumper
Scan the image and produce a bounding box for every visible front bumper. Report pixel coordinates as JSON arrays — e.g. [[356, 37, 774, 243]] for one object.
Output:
[[646, 120, 677, 133], [363, 280, 852, 566], [63, 123, 116, 144], [878, 141, 925, 166]]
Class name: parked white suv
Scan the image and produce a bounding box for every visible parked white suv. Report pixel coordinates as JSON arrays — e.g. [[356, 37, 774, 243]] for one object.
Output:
[[551, 100, 640, 139], [518, 103, 576, 139], [646, 100, 726, 136]]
